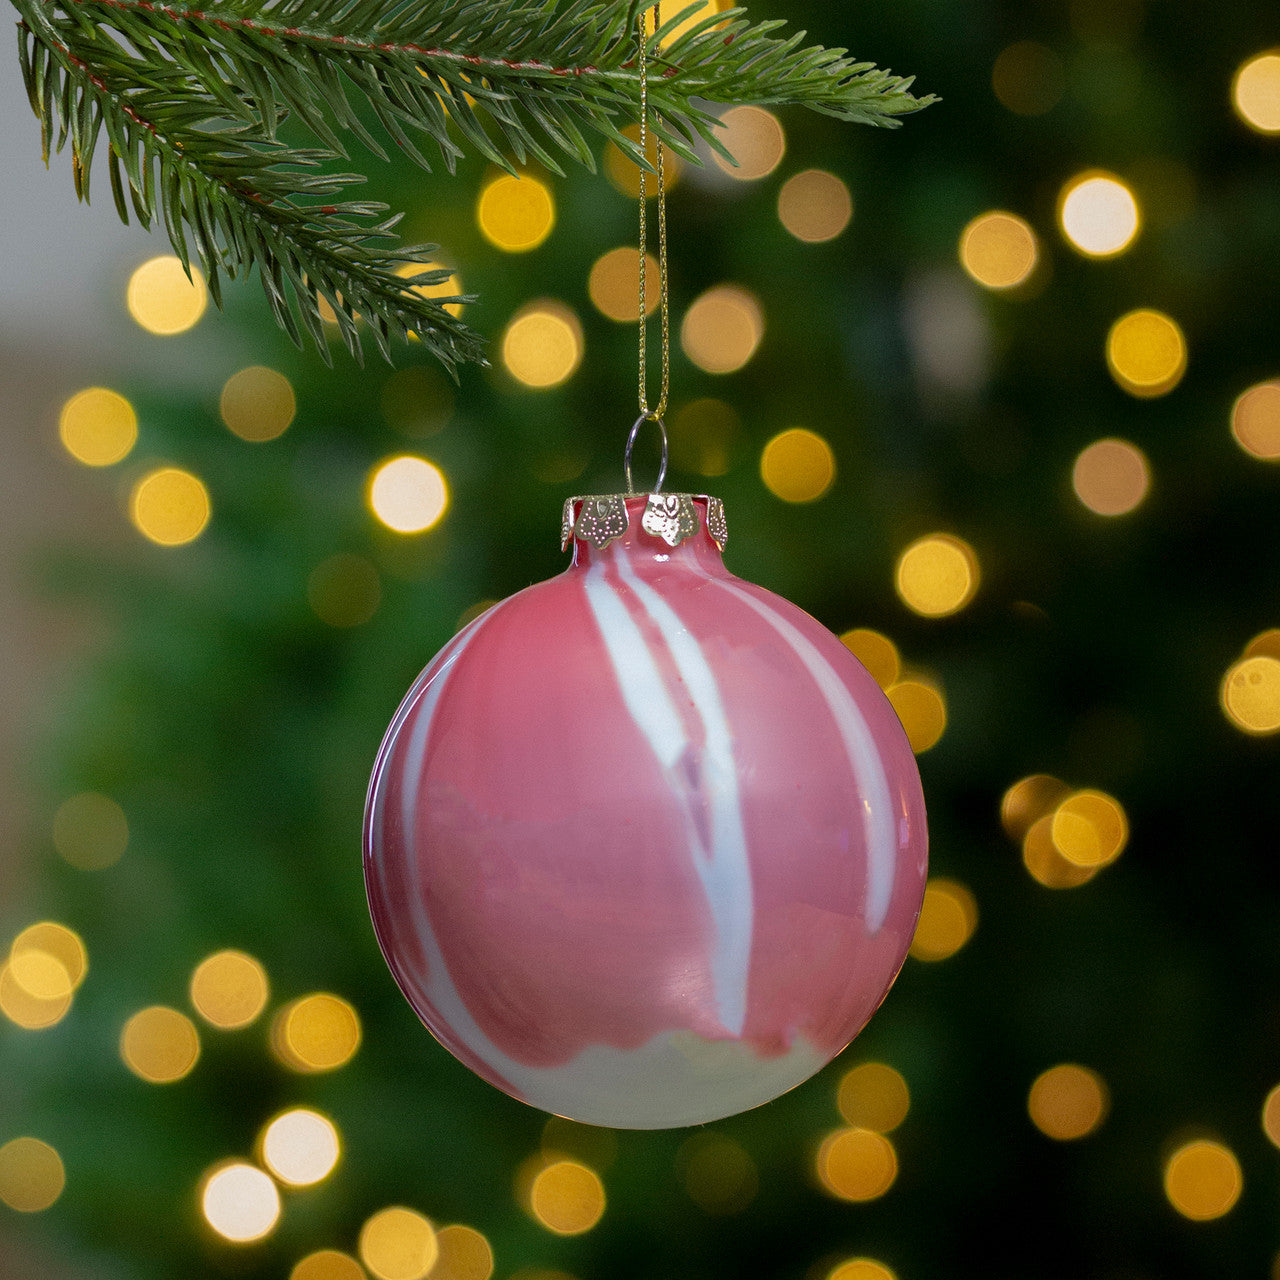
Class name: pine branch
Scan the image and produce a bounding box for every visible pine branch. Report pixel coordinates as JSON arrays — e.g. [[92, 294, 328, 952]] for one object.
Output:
[[10, 0, 935, 366]]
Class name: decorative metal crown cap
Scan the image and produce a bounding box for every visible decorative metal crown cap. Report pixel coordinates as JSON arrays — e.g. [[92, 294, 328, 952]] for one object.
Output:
[[561, 493, 728, 553]]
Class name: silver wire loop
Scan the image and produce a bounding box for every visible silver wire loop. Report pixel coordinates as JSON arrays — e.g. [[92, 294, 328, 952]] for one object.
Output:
[[625, 412, 668, 496]]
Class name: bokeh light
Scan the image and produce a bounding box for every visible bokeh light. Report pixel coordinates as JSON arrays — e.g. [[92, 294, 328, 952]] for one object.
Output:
[[992, 41, 1065, 116], [588, 247, 659, 323], [1231, 380, 1280, 460], [1028, 1064, 1110, 1140], [815, 1128, 898, 1202], [1058, 172, 1141, 258], [1262, 1084, 1280, 1148], [1001, 774, 1070, 840], [359, 1207, 438, 1280], [58, 387, 138, 466], [528, 1160, 606, 1235], [291, 1251, 368, 1280], [1022, 814, 1098, 889], [669, 398, 739, 476], [1246, 630, 1280, 661], [52, 791, 128, 869], [1051, 790, 1129, 868], [220, 366, 297, 442], [1163, 1139, 1243, 1221], [886, 677, 947, 753], [909, 878, 978, 961], [0, 1137, 65, 1212], [829, 1263, 896, 1280], [9, 923, 87, 1001], [840, 629, 901, 690], [126, 255, 208, 334], [271, 993, 361, 1073], [368, 456, 449, 534], [260, 1108, 341, 1186], [760, 428, 835, 503], [1221, 655, 1280, 735], [201, 1162, 281, 1243], [776, 169, 853, 243], [681, 285, 764, 374], [501, 302, 583, 388], [308, 553, 382, 628], [121, 1006, 201, 1083], [959, 211, 1039, 290], [604, 124, 683, 199], [712, 105, 785, 180], [477, 174, 555, 252], [189, 950, 269, 1029], [650, 0, 730, 45], [837, 1063, 910, 1133], [430, 1225, 495, 1280], [1072, 438, 1151, 515], [129, 466, 211, 546], [894, 533, 980, 617], [0, 963, 72, 1029], [677, 1133, 758, 1215], [1106, 309, 1187, 397], [1233, 52, 1280, 134], [395, 261, 464, 318]]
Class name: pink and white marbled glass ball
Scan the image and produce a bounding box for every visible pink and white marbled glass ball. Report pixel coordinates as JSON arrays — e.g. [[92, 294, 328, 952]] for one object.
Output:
[[364, 494, 927, 1128]]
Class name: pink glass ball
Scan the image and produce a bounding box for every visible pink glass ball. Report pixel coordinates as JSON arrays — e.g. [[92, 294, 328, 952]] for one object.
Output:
[[364, 495, 927, 1128]]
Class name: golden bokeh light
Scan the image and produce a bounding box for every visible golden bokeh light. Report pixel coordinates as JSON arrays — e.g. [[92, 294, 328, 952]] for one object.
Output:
[[760, 428, 836, 503], [1051, 790, 1129, 868], [992, 41, 1065, 116], [9, 922, 87, 1000], [959, 211, 1039, 290], [1058, 172, 1141, 258], [201, 1162, 282, 1243], [359, 1207, 438, 1280], [1028, 1064, 1110, 1140], [909, 878, 978, 961], [291, 1250, 368, 1280], [260, 1108, 341, 1187], [828, 1261, 897, 1280], [1001, 774, 1070, 841], [1246, 630, 1280, 661], [477, 174, 556, 252], [1164, 1139, 1243, 1221], [368, 455, 449, 535], [895, 534, 980, 618], [430, 1225, 495, 1280], [669, 398, 739, 476], [529, 1160, 606, 1235], [121, 1006, 201, 1083], [678, 1132, 758, 1215], [1022, 814, 1099, 889], [1072, 438, 1150, 515], [681, 285, 764, 375], [0, 963, 72, 1029], [1106, 309, 1187, 398], [886, 678, 947, 754], [588, 247, 660, 323], [604, 124, 683, 199], [840, 629, 901, 690], [837, 1063, 910, 1133], [59, 387, 138, 466], [1221, 655, 1280, 735], [815, 1128, 898, 1202], [1233, 52, 1280, 134], [272, 993, 361, 1073], [129, 467, 212, 546], [777, 169, 854, 243], [395, 262, 464, 319], [220, 366, 297, 442], [711, 105, 785, 181], [1231, 381, 1280, 460], [52, 791, 128, 870], [501, 302, 584, 389], [308, 553, 383, 628], [648, 0, 730, 45], [189, 950, 269, 1029], [126, 255, 208, 334], [1262, 1084, 1280, 1148], [0, 1137, 66, 1213]]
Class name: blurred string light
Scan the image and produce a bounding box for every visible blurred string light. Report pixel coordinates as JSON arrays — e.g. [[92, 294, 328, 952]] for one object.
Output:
[[309, 554, 383, 628], [777, 169, 853, 243], [367, 456, 449, 534], [220, 366, 296, 442], [841, 629, 901, 690], [126, 255, 207, 334], [1072, 438, 1151, 515], [1106, 309, 1187, 397], [259, 1108, 341, 1186], [430, 1225, 495, 1280], [1220, 653, 1280, 735], [589, 247, 660, 323], [120, 1005, 201, 1083], [604, 123, 683, 199], [477, 173, 555, 252], [382, 367, 455, 438], [894, 533, 981, 618], [1247, 630, 1280, 660], [1262, 1084, 1280, 1148], [291, 1251, 368, 1280], [991, 40, 1066, 116], [527, 1160, 606, 1235], [837, 1063, 910, 1133], [58, 387, 137, 466], [0, 962, 71, 1029], [677, 1132, 758, 1215], [129, 466, 212, 546], [52, 791, 128, 869], [395, 261, 465, 319], [189, 950, 269, 1030], [1163, 1139, 1243, 1221], [887, 675, 947, 754], [1052, 790, 1128, 868], [1232, 52, 1280, 134], [815, 1128, 898, 1202], [909, 878, 978, 961], [1028, 1064, 1110, 1140], [760, 428, 835, 503], [681, 285, 764, 374], [1058, 171, 1141, 258], [828, 1262, 896, 1280], [271, 993, 362, 1073], [501, 301, 584, 388], [1022, 814, 1096, 889], [8, 922, 87, 1001], [958, 211, 1039, 290], [0, 1137, 65, 1213], [201, 1161, 281, 1243], [670, 398, 739, 476], [648, 0, 730, 44], [1007, 778, 1128, 888], [359, 1207, 438, 1280], [1231, 380, 1280, 460], [1001, 774, 1071, 840], [711, 105, 785, 180]]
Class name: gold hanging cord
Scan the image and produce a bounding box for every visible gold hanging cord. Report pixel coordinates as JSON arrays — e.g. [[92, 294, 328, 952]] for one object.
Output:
[[636, 5, 670, 426]]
